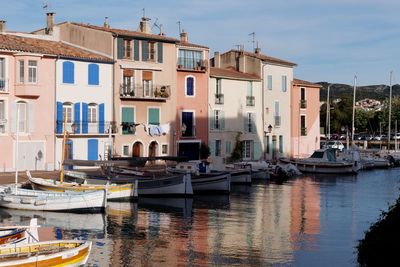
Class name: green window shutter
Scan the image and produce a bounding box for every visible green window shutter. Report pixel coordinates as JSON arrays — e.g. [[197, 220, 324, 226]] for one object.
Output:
[[251, 113, 256, 133], [134, 40, 140, 61], [117, 38, 124, 59], [247, 81, 253, 96], [209, 140, 216, 156], [157, 42, 163, 63], [226, 141, 232, 154], [209, 111, 215, 130], [148, 108, 160, 125], [253, 141, 262, 160], [142, 40, 149, 61], [122, 107, 134, 123], [268, 75, 272, 90], [220, 110, 225, 130], [243, 115, 248, 133]]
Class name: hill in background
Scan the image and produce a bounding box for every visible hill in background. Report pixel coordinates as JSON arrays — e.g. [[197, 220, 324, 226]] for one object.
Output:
[[318, 82, 400, 102]]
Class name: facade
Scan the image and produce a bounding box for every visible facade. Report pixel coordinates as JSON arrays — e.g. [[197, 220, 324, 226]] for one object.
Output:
[[291, 79, 321, 158], [216, 49, 297, 160], [209, 64, 263, 165], [36, 15, 179, 158], [176, 32, 210, 160]]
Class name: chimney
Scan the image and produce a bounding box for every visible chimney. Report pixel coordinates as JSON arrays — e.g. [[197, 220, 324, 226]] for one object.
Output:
[[255, 47, 261, 54], [214, 51, 220, 68], [103, 17, 110, 28], [180, 31, 188, 43], [0, 20, 5, 33], [238, 52, 245, 73], [139, 17, 151, 34], [45, 12, 55, 35]]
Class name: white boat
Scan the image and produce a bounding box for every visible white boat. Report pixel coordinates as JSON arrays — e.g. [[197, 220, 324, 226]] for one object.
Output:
[[0, 240, 91, 267], [226, 169, 252, 184], [172, 162, 231, 193], [233, 162, 269, 180], [65, 169, 193, 197], [0, 219, 39, 246], [28, 171, 138, 200], [280, 148, 361, 174], [0, 186, 106, 212]]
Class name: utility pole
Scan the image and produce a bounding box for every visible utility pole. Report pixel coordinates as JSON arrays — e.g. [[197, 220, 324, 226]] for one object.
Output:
[[351, 75, 357, 144]]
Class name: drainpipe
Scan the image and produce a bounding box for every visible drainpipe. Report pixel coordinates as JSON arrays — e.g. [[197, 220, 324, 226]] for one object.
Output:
[[54, 56, 59, 170]]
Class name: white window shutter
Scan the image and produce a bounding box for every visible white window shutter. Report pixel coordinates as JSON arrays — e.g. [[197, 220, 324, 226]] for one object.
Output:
[[11, 102, 17, 133], [28, 102, 35, 133]]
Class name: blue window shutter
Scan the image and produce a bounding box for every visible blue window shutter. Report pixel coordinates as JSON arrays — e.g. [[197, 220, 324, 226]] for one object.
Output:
[[56, 102, 63, 134], [157, 42, 163, 63], [88, 64, 99, 85], [62, 61, 74, 84], [99, 103, 104, 133], [88, 139, 99, 160], [117, 38, 124, 59], [82, 102, 88, 133], [74, 102, 80, 134], [134, 40, 140, 61], [142, 40, 149, 61], [186, 77, 194, 96]]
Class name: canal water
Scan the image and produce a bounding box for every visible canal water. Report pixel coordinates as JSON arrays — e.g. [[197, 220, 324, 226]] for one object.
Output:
[[1, 168, 399, 266]]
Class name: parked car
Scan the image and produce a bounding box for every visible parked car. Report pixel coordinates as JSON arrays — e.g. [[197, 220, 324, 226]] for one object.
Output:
[[374, 135, 387, 141], [393, 133, 400, 140], [326, 141, 345, 151]]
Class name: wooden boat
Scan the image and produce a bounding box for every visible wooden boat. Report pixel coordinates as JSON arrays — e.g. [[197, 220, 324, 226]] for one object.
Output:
[[233, 162, 269, 180], [172, 162, 231, 193], [226, 169, 252, 184], [0, 240, 91, 266], [0, 186, 106, 212], [65, 169, 194, 197], [28, 171, 138, 200], [279, 148, 361, 174], [0, 219, 38, 246]]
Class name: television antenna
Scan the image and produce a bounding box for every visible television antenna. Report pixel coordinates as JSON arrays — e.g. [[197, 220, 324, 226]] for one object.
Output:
[[152, 18, 163, 35], [248, 32, 256, 50], [177, 21, 182, 34]]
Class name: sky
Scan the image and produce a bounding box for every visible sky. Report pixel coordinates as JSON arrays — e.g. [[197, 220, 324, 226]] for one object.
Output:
[[1, 0, 399, 86]]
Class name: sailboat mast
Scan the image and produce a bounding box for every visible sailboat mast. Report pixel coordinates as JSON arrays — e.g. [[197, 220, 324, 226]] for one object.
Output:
[[388, 71, 393, 147], [14, 104, 20, 194], [60, 115, 67, 184], [326, 84, 331, 139], [351, 75, 357, 143]]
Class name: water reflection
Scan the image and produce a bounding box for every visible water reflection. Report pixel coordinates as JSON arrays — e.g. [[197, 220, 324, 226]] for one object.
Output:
[[0, 169, 399, 266]]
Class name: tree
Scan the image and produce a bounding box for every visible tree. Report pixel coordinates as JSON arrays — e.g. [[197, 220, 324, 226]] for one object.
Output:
[[230, 133, 243, 161], [199, 142, 210, 160], [355, 109, 374, 133]]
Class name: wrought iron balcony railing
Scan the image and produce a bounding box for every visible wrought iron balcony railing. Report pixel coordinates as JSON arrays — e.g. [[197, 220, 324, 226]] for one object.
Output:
[[120, 84, 170, 100], [215, 93, 224, 104], [177, 58, 208, 71], [56, 121, 117, 135], [300, 99, 307, 109]]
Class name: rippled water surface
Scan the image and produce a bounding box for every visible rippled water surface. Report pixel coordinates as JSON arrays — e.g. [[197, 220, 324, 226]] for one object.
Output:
[[1, 168, 399, 266]]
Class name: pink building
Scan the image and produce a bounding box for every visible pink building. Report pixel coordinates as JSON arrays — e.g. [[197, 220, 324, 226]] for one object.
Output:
[[176, 32, 209, 159], [291, 78, 321, 158]]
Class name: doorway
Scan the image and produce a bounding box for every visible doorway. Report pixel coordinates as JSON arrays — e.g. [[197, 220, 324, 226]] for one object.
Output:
[[148, 141, 158, 157], [132, 142, 143, 157]]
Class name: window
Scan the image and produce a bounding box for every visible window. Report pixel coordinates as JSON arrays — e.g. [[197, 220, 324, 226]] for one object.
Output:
[[242, 140, 253, 159], [18, 60, 24, 83], [88, 104, 97, 123], [122, 145, 130, 156], [28, 61, 37, 83], [185, 76, 195, 96], [122, 69, 135, 96], [162, 144, 168, 155], [121, 107, 135, 135], [0, 58, 5, 91], [281, 75, 287, 92], [63, 103, 73, 123], [246, 81, 255, 106], [301, 115, 307, 136], [17, 101, 27, 133], [148, 108, 160, 126], [0, 100, 5, 133], [300, 87, 306, 108], [267, 75, 272, 90], [123, 39, 132, 59], [148, 41, 156, 61], [62, 61, 74, 84], [245, 113, 255, 133], [142, 71, 152, 97], [225, 141, 232, 154], [279, 135, 283, 153], [215, 140, 221, 157], [266, 136, 270, 154], [274, 101, 281, 127], [214, 110, 224, 130], [178, 49, 203, 70], [88, 64, 99, 85]]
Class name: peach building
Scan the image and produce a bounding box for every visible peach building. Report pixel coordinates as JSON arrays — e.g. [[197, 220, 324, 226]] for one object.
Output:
[[291, 79, 321, 158], [176, 31, 210, 159]]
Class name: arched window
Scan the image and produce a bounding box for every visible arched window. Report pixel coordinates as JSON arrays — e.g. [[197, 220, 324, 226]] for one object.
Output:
[[88, 64, 99, 85], [62, 61, 74, 84], [185, 76, 195, 96]]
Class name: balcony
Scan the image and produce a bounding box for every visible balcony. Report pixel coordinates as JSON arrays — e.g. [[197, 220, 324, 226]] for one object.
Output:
[[274, 116, 281, 127], [0, 78, 8, 93], [215, 93, 224, 104], [301, 127, 307, 136], [246, 96, 255, 106], [181, 125, 196, 138], [56, 121, 117, 135], [177, 58, 208, 72], [120, 84, 170, 101], [15, 84, 41, 97], [300, 99, 307, 109]]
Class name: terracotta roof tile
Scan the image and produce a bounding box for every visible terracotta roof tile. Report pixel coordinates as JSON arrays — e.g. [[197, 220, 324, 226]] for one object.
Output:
[[210, 67, 261, 81], [0, 34, 113, 62], [71, 23, 179, 43], [228, 50, 297, 67], [177, 41, 208, 49], [293, 78, 321, 87]]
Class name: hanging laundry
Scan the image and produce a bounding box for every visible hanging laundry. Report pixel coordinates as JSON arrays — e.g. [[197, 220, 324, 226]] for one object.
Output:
[[160, 123, 170, 135], [148, 124, 162, 136]]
